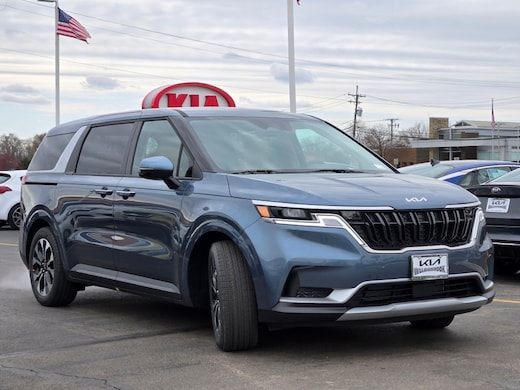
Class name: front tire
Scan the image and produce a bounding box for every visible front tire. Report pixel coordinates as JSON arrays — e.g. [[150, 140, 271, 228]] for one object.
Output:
[[29, 227, 78, 306], [208, 240, 259, 352]]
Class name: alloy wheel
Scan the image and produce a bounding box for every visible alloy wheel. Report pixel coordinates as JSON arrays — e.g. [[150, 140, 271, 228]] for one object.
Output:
[[31, 238, 55, 297]]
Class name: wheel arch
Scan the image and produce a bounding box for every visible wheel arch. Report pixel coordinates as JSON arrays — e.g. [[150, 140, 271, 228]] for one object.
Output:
[[183, 217, 262, 309], [21, 208, 68, 272]]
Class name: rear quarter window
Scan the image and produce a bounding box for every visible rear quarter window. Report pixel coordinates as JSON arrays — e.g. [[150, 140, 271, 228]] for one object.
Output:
[[28, 133, 74, 171], [75, 122, 134, 175]]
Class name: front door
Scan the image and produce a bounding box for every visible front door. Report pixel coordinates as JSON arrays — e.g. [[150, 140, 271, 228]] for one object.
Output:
[[113, 120, 189, 296]]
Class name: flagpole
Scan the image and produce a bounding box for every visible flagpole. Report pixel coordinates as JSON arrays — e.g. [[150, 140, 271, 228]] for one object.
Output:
[[39, 0, 60, 126], [54, 1, 60, 125], [287, 0, 296, 113], [491, 99, 495, 159]]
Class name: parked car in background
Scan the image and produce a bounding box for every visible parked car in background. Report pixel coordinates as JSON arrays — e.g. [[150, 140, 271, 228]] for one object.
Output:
[[398, 159, 520, 188], [0, 170, 26, 229], [467, 168, 520, 275], [19, 108, 495, 351]]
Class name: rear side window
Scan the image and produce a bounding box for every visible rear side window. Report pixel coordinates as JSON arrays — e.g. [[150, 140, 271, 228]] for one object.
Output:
[[76, 123, 134, 175], [28, 133, 74, 171]]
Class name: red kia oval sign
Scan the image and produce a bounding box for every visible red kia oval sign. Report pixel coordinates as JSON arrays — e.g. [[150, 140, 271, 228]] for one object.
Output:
[[142, 82, 236, 109]]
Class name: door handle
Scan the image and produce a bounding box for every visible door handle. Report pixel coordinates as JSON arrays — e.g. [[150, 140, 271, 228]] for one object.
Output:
[[94, 187, 113, 198], [116, 189, 136, 200]]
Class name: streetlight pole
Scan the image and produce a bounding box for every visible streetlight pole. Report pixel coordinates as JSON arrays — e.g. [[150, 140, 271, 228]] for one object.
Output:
[[286, 0, 296, 113], [38, 0, 60, 126]]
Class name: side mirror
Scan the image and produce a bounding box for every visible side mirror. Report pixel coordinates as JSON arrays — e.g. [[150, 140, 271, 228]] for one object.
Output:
[[139, 156, 181, 189]]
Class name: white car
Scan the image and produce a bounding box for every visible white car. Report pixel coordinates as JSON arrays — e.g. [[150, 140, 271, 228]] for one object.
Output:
[[0, 170, 26, 229]]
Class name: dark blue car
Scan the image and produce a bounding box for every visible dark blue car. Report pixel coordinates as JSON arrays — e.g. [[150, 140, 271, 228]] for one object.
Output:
[[467, 168, 520, 275], [19, 108, 495, 351], [399, 159, 520, 187]]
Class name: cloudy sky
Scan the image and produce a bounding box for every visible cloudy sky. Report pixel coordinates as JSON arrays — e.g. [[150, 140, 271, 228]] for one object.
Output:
[[1, 0, 520, 139]]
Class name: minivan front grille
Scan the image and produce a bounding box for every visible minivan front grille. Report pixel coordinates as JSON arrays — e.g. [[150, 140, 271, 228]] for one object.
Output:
[[342, 208, 476, 251]]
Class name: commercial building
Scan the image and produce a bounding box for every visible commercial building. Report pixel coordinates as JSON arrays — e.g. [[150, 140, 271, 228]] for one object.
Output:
[[407, 118, 520, 163]]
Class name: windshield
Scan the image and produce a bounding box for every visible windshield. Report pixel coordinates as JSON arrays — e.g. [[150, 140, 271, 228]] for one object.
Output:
[[488, 167, 520, 184], [188, 116, 393, 173]]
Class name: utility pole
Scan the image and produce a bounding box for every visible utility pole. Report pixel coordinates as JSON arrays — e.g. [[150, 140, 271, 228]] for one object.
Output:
[[387, 118, 399, 143], [348, 85, 365, 138]]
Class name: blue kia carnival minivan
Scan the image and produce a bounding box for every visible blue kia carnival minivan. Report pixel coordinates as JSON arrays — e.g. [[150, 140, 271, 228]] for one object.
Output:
[[19, 108, 495, 351]]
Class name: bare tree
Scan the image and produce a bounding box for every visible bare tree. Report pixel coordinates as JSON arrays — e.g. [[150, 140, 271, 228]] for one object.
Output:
[[0, 133, 23, 170], [0, 133, 46, 170], [358, 125, 393, 157], [0, 133, 23, 157], [21, 133, 46, 168], [403, 122, 429, 140]]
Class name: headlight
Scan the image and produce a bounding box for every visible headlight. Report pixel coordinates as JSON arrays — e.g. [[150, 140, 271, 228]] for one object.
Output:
[[255, 205, 313, 220]]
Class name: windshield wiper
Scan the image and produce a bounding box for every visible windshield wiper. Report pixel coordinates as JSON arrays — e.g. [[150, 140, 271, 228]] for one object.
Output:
[[231, 169, 278, 174], [231, 168, 364, 174], [307, 169, 364, 173]]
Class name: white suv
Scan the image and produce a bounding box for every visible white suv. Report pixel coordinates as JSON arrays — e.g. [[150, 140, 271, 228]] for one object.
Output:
[[0, 170, 26, 229]]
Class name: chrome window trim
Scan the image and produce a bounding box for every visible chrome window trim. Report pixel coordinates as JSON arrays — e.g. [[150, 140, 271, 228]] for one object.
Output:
[[54, 125, 89, 172]]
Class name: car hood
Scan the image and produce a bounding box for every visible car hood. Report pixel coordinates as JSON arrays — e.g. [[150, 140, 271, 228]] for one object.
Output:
[[227, 172, 478, 209]]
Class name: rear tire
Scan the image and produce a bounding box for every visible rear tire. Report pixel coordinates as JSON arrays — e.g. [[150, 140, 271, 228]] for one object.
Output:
[[410, 315, 454, 329], [208, 240, 259, 351], [29, 227, 78, 306], [7, 203, 22, 229]]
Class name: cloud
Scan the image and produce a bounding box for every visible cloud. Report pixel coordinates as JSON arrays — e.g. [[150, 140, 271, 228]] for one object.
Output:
[[0, 84, 48, 105], [0, 94, 48, 105], [1, 84, 40, 93], [81, 76, 124, 90], [270, 63, 315, 84]]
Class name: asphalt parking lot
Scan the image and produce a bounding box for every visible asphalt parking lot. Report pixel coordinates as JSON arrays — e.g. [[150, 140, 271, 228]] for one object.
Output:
[[1, 226, 519, 390]]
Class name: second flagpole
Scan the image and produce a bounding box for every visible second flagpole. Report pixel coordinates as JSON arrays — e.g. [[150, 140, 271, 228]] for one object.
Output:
[[38, 0, 60, 126], [287, 0, 296, 113]]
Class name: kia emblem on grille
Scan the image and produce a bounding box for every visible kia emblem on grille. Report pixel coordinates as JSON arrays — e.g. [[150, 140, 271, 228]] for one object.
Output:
[[491, 187, 501, 193], [405, 197, 427, 202]]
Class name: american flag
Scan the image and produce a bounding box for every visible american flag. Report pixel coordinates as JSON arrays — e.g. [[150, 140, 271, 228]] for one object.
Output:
[[491, 99, 496, 133], [57, 8, 91, 43]]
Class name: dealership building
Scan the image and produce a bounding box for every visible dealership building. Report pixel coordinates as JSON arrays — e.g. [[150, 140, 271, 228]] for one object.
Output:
[[407, 117, 520, 163]]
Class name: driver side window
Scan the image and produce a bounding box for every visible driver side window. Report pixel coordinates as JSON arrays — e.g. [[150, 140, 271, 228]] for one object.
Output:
[[132, 120, 193, 177]]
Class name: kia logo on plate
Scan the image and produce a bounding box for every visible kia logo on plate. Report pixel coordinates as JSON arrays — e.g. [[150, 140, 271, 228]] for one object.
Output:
[[491, 187, 501, 193]]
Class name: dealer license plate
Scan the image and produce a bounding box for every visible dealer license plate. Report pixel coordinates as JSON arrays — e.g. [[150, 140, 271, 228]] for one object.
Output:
[[486, 198, 510, 213], [411, 254, 449, 280]]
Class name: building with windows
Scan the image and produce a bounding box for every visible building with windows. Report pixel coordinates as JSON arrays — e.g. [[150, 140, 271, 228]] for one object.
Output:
[[409, 118, 520, 163]]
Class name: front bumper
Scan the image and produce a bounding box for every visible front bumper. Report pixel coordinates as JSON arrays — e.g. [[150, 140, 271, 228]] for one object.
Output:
[[260, 274, 495, 325]]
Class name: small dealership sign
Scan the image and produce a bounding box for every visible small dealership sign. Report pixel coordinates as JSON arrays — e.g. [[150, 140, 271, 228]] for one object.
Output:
[[142, 82, 236, 109]]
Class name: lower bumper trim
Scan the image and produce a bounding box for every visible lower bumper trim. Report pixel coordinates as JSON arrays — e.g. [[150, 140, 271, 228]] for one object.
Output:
[[336, 295, 491, 321]]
